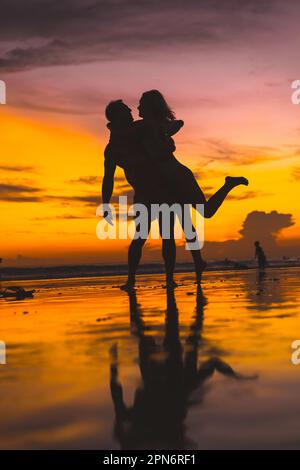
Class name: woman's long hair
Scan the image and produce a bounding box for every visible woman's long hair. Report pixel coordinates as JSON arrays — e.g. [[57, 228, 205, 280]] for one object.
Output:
[[140, 90, 175, 121]]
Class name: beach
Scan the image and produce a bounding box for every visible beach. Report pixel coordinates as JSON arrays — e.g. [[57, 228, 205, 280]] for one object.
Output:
[[1, 267, 300, 450]]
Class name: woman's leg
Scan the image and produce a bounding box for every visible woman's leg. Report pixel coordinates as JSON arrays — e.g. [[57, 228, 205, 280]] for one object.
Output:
[[203, 176, 248, 218], [184, 165, 248, 219]]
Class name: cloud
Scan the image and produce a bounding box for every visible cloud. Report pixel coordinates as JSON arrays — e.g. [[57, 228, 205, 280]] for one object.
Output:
[[291, 167, 300, 180], [45, 194, 101, 206], [0, 0, 284, 72], [0, 180, 99, 205], [201, 138, 280, 165], [194, 188, 270, 201], [67, 175, 127, 186], [11, 90, 106, 116], [68, 176, 100, 185], [192, 168, 226, 180], [0, 39, 68, 72], [0, 176, 133, 204], [46, 189, 132, 207], [239, 210, 294, 240], [202, 210, 295, 259], [145, 209, 298, 262], [225, 190, 271, 200], [0, 165, 36, 172], [0, 182, 42, 202], [32, 214, 92, 220]]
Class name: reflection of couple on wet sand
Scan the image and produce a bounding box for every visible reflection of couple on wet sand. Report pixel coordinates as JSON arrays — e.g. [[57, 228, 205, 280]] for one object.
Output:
[[102, 90, 248, 289], [109, 287, 257, 449]]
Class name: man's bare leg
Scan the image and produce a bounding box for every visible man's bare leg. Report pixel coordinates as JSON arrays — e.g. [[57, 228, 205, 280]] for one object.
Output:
[[162, 238, 177, 288], [120, 237, 147, 290], [159, 212, 178, 288], [120, 212, 151, 291]]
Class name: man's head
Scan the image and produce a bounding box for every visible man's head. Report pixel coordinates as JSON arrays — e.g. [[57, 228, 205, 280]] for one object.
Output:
[[105, 100, 133, 125]]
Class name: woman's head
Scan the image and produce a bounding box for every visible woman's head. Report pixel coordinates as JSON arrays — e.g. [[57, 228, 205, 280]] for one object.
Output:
[[105, 100, 133, 126], [138, 90, 175, 121]]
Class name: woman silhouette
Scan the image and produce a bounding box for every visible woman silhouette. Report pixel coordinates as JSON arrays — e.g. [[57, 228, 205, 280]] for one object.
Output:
[[136, 89, 248, 214]]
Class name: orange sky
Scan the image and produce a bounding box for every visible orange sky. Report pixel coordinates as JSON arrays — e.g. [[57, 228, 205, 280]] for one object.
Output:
[[1, 105, 300, 266]]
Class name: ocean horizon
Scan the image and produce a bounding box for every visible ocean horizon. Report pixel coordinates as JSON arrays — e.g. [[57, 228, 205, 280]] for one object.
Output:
[[1, 258, 300, 282]]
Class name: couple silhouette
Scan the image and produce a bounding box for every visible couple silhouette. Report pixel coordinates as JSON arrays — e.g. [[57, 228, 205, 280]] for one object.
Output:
[[102, 90, 248, 289]]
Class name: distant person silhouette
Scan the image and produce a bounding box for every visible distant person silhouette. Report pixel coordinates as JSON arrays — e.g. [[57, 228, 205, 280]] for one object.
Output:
[[254, 241, 267, 270], [109, 287, 257, 449], [102, 91, 249, 288]]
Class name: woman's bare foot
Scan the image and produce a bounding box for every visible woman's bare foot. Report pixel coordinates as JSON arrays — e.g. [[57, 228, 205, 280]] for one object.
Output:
[[225, 176, 249, 187]]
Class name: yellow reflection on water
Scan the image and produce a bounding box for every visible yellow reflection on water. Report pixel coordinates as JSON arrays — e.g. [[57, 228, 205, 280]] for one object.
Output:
[[0, 268, 300, 449]]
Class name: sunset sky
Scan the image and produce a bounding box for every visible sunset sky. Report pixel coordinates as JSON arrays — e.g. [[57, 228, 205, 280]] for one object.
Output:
[[1, 0, 300, 266]]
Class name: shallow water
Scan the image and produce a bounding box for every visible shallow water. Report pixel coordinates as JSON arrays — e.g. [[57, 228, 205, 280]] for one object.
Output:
[[1, 267, 300, 449]]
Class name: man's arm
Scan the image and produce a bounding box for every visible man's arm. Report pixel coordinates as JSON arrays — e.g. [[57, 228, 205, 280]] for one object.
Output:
[[102, 155, 116, 205], [101, 146, 117, 225]]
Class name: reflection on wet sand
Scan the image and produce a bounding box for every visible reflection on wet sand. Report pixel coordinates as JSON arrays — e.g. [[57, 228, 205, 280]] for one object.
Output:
[[245, 270, 298, 316], [110, 287, 257, 450], [1, 269, 300, 449]]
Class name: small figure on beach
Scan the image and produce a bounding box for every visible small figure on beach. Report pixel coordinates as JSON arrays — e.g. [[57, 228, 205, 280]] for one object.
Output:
[[254, 241, 267, 270]]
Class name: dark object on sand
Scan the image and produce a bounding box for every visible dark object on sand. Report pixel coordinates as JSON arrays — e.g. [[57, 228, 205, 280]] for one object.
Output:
[[0, 286, 36, 300], [233, 262, 249, 270]]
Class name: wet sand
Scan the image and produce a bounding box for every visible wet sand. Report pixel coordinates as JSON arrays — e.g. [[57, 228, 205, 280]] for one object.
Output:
[[1, 267, 300, 449]]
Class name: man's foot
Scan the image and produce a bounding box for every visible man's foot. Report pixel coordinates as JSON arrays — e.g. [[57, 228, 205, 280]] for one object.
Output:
[[225, 176, 249, 187], [196, 285, 207, 306], [195, 260, 207, 284], [164, 279, 178, 289], [120, 281, 135, 291]]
